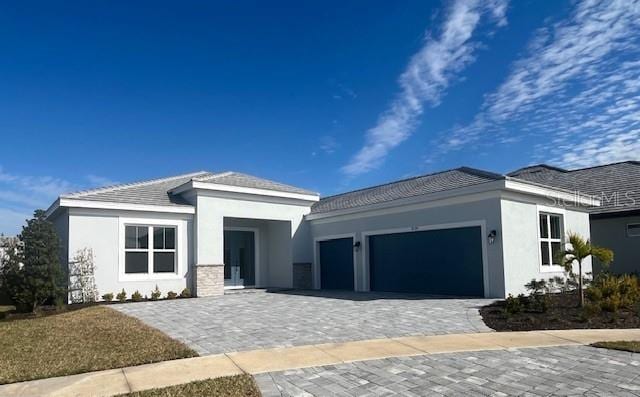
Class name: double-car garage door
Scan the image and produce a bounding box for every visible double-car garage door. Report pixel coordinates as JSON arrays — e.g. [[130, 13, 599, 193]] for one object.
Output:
[[319, 226, 484, 296]]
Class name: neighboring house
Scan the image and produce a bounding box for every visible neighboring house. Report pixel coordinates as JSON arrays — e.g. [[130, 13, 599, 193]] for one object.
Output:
[[509, 161, 640, 275], [45, 167, 598, 300]]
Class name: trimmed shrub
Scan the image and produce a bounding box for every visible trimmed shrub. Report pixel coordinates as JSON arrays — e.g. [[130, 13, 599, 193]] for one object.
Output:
[[504, 294, 524, 315], [581, 302, 602, 321], [131, 290, 143, 302], [166, 291, 178, 299], [116, 289, 127, 303], [102, 293, 114, 302], [150, 285, 161, 301], [180, 288, 191, 298], [587, 274, 640, 313]]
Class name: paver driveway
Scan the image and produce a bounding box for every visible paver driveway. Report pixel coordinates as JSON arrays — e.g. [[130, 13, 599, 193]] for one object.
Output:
[[255, 345, 640, 396], [114, 290, 493, 355]]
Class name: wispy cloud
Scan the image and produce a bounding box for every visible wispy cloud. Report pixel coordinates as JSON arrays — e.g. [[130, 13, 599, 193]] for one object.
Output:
[[0, 167, 117, 235], [342, 0, 509, 177], [86, 174, 119, 187], [439, 0, 640, 168]]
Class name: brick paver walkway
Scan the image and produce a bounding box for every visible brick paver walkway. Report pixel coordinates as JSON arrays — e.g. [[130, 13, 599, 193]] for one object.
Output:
[[255, 345, 640, 396], [114, 290, 493, 355]]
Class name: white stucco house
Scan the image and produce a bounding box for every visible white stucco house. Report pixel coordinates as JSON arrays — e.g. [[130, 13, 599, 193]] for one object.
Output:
[[45, 167, 598, 300]]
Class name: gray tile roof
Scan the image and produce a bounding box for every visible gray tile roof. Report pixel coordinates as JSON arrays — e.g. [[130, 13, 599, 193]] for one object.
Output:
[[193, 172, 318, 195], [62, 171, 317, 208], [62, 171, 208, 207], [311, 167, 504, 214], [509, 161, 640, 215]]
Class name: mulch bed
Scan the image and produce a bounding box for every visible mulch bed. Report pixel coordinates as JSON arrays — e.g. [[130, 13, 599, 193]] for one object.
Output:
[[480, 292, 640, 331]]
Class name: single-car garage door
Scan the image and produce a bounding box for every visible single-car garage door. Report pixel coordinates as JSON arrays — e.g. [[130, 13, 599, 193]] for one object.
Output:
[[369, 226, 484, 296], [319, 237, 354, 290]]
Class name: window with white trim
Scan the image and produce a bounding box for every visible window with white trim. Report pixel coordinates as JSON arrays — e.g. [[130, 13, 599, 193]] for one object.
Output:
[[124, 225, 176, 274], [628, 223, 640, 237], [539, 213, 563, 267]]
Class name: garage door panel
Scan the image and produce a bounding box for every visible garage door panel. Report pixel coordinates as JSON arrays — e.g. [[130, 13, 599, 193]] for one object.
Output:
[[320, 238, 354, 290], [369, 226, 483, 296]]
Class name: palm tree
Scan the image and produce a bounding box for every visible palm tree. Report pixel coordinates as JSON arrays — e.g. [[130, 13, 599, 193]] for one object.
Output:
[[558, 232, 613, 307]]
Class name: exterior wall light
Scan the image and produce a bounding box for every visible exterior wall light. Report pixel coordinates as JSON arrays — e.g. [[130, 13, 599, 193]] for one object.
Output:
[[488, 230, 497, 245]]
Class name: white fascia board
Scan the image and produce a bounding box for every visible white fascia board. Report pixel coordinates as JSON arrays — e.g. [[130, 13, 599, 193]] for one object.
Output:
[[503, 179, 600, 207], [190, 181, 320, 202], [56, 198, 196, 214]]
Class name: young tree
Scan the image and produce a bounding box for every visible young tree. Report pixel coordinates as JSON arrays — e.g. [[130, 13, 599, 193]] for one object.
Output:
[[558, 232, 613, 307], [0, 210, 62, 312]]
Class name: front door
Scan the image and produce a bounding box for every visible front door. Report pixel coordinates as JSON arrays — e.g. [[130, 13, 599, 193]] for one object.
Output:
[[224, 230, 256, 288]]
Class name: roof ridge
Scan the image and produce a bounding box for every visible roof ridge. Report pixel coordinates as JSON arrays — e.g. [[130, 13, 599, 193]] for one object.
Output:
[[193, 171, 234, 181], [318, 166, 500, 202], [566, 160, 640, 173], [508, 164, 568, 175], [63, 170, 210, 198]]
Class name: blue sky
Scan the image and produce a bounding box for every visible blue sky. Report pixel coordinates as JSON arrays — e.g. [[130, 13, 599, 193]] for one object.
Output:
[[1, 0, 639, 234]]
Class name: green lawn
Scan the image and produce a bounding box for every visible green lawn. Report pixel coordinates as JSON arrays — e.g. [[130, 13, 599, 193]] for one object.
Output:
[[117, 376, 261, 397], [0, 306, 198, 384], [592, 341, 640, 353]]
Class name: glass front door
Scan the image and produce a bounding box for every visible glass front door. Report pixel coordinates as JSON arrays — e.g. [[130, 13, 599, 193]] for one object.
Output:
[[223, 230, 255, 288]]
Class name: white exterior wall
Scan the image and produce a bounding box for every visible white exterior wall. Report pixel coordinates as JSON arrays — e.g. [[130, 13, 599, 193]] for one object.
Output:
[[308, 196, 505, 298], [67, 208, 193, 299], [194, 191, 312, 288], [500, 196, 592, 296]]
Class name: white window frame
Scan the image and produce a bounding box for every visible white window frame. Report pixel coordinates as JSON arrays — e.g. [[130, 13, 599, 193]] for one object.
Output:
[[627, 223, 640, 237], [537, 210, 564, 272], [119, 217, 182, 281]]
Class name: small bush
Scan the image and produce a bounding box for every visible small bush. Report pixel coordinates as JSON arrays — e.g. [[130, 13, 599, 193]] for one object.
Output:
[[131, 290, 143, 302], [150, 285, 161, 301], [587, 274, 640, 313], [116, 289, 127, 303], [504, 294, 524, 315], [581, 302, 602, 321], [180, 288, 191, 298], [166, 291, 178, 299], [102, 293, 114, 302]]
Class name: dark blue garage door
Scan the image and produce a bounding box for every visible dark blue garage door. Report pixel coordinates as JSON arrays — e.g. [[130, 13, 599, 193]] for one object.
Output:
[[369, 227, 484, 296], [320, 238, 354, 290]]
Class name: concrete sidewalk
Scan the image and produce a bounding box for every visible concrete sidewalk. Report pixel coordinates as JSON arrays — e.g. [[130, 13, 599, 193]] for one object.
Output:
[[2, 329, 639, 397]]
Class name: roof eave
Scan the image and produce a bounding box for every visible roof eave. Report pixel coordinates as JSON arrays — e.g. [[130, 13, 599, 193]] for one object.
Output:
[[187, 180, 319, 202], [50, 198, 196, 215]]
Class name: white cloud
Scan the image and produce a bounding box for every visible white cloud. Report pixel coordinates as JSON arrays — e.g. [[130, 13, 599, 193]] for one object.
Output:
[[319, 136, 339, 154], [342, 0, 509, 177], [86, 174, 119, 187], [0, 167, 77, 234], [0, 208, 29, 236], [438, 0, 640, 168]]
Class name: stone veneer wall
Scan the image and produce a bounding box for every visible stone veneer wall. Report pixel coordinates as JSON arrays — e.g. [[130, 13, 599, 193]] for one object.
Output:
[[195, 264, 224, 297], [293, 262, 313, 290]]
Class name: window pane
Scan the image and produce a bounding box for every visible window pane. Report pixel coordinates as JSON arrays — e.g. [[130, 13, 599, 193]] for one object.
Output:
[[539, 214, 549, 238], [165, 227, 175, 250], [540, 242, 550, 265], [125, 252, 148, 273], [137, 227, 148, 249], [153, 252, 175, 273], [551, 242, 562, 265], [550, 215, 562, 239], [125, 226, 137, 249], [154, 227, 164, 250], [627, 224, 640, 237]]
